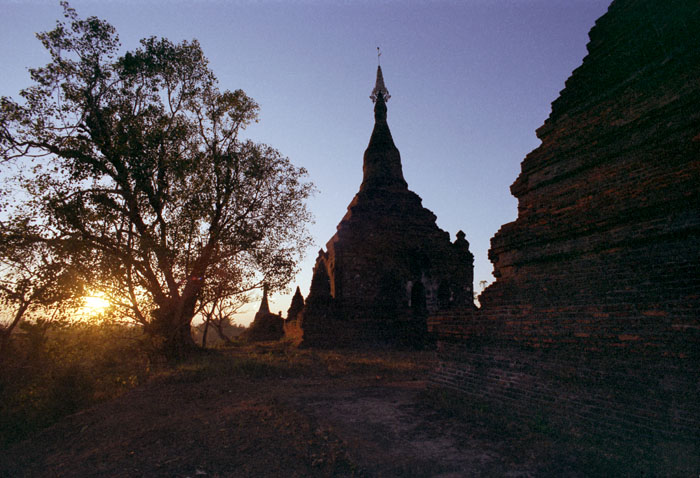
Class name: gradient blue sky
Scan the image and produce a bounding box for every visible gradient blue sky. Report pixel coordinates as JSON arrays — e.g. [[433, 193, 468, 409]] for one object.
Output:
[[1, 0, 611, 324]]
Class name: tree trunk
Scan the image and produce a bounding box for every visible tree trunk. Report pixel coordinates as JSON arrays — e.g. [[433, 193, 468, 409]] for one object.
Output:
[[201, 318, 210, 348], [0, 300, 31, 358], [148, 268, 207, 359], [213, 321, 235, 345], [150, 301, 198, 360], [168, 321, 197, 358]]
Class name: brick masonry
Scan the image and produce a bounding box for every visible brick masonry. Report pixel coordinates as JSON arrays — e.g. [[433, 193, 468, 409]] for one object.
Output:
[[430, 0, 700, 444], [432, 339, 698, 440]]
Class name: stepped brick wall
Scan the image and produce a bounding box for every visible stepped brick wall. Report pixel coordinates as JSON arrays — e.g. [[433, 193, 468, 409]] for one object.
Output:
[[430, 0, 700, 446]]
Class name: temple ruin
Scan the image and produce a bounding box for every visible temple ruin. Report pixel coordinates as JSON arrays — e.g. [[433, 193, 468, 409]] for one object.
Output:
[[430, 0, 699, 445], [295, 67, 474, 348]]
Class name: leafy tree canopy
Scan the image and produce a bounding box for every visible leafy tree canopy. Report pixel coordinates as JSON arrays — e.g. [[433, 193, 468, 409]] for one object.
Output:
[[0, 2, 314, 357]]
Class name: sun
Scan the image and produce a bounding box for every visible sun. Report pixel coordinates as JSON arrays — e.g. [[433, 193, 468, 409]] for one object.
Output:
[[82, 293, 110, 315]]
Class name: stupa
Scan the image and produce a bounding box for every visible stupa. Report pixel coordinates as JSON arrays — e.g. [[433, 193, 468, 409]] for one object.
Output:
[[297, 66, 474, 347], [243, 285, 284, 342]]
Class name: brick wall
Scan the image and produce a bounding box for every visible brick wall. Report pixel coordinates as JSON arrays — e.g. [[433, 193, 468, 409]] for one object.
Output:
[[431, 338, 698, 440], [431, 0, 700, 450]]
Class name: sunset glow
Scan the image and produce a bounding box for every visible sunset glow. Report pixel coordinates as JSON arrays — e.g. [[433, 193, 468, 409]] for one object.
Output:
[[82, 293, 110, 315]]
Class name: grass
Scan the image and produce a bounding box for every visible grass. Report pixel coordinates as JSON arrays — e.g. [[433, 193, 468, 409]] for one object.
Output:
[[0, 321, 151, 447], [0, 326, 432, 449], [160, 350, 304, 384], [3, 328, 694, 476], [160, 341, 434, 384]]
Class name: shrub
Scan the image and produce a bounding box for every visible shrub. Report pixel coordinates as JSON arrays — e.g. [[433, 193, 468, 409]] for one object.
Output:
[[0, 320, 150, 447]]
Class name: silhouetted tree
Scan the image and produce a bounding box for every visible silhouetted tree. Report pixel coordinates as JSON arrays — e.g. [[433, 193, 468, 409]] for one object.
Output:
[[0, 221, 81, 356], [0, 3, 313, 357], [197, 283, 249, 347]]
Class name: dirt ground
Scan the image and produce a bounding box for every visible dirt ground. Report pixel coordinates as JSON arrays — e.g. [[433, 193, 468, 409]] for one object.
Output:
[[0, 346, 598, 477]]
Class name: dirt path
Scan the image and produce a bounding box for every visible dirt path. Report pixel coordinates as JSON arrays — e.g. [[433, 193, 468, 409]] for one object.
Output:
[[0, 349, 546, 477], [288, 381, 507, 477]]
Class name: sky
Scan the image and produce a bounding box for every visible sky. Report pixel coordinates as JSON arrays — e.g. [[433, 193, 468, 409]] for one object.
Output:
[[1, 0, 611, 325]]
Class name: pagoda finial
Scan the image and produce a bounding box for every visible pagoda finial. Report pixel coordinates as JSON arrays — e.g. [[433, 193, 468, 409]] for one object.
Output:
[[370, 63, 390, 103], [362, 62, 406, 191]]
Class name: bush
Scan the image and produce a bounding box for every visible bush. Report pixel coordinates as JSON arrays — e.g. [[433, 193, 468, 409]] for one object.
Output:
[[0, 320, 150, 447]]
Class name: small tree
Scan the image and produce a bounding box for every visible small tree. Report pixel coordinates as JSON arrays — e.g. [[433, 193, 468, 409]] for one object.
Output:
[[196, 271, 250, 347], [0, 221, 81, 356], [198, 297, 247, 348], [1, 3, 313, 357]]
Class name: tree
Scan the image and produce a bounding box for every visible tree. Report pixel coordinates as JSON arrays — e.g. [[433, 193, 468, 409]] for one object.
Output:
[[0, 3, 313, 357], [197, 274, 250, 347], [198, 296, 247, 348], [0, 221, 81, 356]]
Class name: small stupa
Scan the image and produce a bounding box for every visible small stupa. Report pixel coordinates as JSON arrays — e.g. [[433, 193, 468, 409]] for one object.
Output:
[[286, 286, 305, 322], [244, 285, 284, 342]]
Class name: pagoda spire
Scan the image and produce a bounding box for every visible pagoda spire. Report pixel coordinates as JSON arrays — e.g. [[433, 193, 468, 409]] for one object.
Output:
[[361, 65, 407, 191], [286, 286, 304, 321], [255, 283, 270, 319]]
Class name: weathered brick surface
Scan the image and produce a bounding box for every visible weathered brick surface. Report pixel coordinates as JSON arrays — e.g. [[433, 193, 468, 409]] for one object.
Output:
[[431, 0, 700, 444], [432, 339, 699, 440]]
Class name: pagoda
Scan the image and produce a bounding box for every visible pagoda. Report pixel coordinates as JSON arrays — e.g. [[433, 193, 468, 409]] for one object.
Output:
[[243, 285, 284, 342], [297, 66, 474, 347]]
